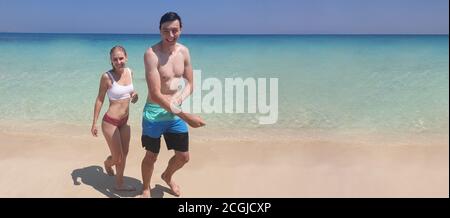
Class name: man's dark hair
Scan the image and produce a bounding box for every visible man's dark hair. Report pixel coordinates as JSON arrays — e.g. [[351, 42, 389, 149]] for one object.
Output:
[[159, 12, 182, 29]]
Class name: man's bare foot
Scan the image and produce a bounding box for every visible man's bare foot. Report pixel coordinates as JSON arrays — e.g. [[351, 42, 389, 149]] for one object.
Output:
[[104, 156, 114, 176], [161, 172, 181, 197], [114, 184, 136, 192], [141, 189, 151, 198]]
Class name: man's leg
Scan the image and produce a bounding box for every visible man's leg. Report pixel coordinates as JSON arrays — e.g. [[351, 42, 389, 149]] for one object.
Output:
[[161, 151, 189, 197], [141, 151, 158, 198]]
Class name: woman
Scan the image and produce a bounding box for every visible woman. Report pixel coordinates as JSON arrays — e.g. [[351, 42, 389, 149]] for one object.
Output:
[[91, 45, 138, 191]]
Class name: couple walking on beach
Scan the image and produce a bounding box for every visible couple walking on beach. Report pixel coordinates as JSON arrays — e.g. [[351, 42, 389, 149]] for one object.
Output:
[[90, 12, 205, 198]]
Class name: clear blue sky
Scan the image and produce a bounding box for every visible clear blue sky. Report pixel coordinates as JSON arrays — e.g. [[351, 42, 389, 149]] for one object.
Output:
[[0, 0, 448, 34]]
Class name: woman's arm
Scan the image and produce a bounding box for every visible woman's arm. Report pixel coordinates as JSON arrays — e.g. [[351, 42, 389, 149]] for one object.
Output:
[[91, 74, 109, 137]]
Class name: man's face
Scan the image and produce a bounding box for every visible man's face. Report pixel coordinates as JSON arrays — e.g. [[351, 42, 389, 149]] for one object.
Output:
[[160, 20, 181, 45]]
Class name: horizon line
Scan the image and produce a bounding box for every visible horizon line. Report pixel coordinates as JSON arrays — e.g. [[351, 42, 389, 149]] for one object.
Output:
[[0, 32, 449, 36]]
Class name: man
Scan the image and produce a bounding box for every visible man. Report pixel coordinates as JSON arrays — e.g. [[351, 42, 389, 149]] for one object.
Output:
[[141, 12, 205, 198]]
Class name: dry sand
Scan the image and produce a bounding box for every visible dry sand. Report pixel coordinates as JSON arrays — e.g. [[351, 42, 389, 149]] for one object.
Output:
[[0, 121, 448, 198]]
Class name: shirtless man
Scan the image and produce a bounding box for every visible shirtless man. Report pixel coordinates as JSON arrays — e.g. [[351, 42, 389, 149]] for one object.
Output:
[[141, 12, 205, 198]]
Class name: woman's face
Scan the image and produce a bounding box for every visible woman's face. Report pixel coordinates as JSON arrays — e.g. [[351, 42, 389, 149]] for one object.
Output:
[[110, 50, 127, 70]]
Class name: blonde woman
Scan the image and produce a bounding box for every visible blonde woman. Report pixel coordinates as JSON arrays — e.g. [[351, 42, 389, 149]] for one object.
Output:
[[91, 45, 138, 191]]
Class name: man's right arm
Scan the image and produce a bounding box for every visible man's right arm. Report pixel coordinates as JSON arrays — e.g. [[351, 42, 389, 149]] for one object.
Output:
[[144, 49, 174, 112]]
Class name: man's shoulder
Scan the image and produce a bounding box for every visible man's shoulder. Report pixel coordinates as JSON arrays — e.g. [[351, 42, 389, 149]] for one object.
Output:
[[145, 46, 156, 54], [177, 43, 188, 50], [144, 46, 158, 59], [177, 43, 190, 55], [145, 42, 161, 53]]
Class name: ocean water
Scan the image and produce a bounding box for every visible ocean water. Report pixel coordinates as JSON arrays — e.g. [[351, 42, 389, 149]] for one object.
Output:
[[0, 33, 448, 134]]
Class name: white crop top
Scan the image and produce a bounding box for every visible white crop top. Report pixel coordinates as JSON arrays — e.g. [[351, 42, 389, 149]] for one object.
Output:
[[106, 68, 134, 101]]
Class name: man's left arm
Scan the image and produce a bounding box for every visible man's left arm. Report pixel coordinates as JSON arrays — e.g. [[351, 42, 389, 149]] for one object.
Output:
[[177, 47, 194, 104]]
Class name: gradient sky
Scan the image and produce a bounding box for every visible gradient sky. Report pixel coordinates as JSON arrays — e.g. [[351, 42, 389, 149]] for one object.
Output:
[[0, 0, 448, 34]]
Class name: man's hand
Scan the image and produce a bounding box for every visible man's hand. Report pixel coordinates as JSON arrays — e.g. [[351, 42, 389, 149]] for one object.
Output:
[[183, 113, 206, 128]]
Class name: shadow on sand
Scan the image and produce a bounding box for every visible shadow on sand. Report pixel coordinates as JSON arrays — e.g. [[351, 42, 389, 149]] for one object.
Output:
[[150, 184, 175, 198], [71, 165, 177, 198], [71, 165, 142, 198]]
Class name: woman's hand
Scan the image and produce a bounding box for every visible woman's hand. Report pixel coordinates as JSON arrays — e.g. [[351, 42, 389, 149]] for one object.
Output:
[[91, 125, 98, 137], [131, 92, 138, 104]]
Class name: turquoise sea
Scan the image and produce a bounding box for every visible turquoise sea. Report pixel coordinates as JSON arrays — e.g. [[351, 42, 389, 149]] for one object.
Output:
[[0, 33, 448, 134]]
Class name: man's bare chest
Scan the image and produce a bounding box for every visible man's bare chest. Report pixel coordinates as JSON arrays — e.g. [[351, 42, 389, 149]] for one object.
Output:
[[158, 54, 184, 80]]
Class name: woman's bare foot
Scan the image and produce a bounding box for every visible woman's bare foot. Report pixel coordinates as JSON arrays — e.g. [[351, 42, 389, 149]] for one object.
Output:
[[114, 184, 136, 192], [104, 156, 114, 176], [161, 172, 181, 197]]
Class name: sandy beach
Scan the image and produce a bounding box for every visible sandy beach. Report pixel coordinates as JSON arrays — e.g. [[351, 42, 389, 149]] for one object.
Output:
[[0, 121, 447, 198]]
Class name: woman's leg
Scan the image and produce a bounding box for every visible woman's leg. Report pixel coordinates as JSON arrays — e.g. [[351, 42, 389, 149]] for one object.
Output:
[[102, 120, 126, 188], [115, 123, 135, 191]]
